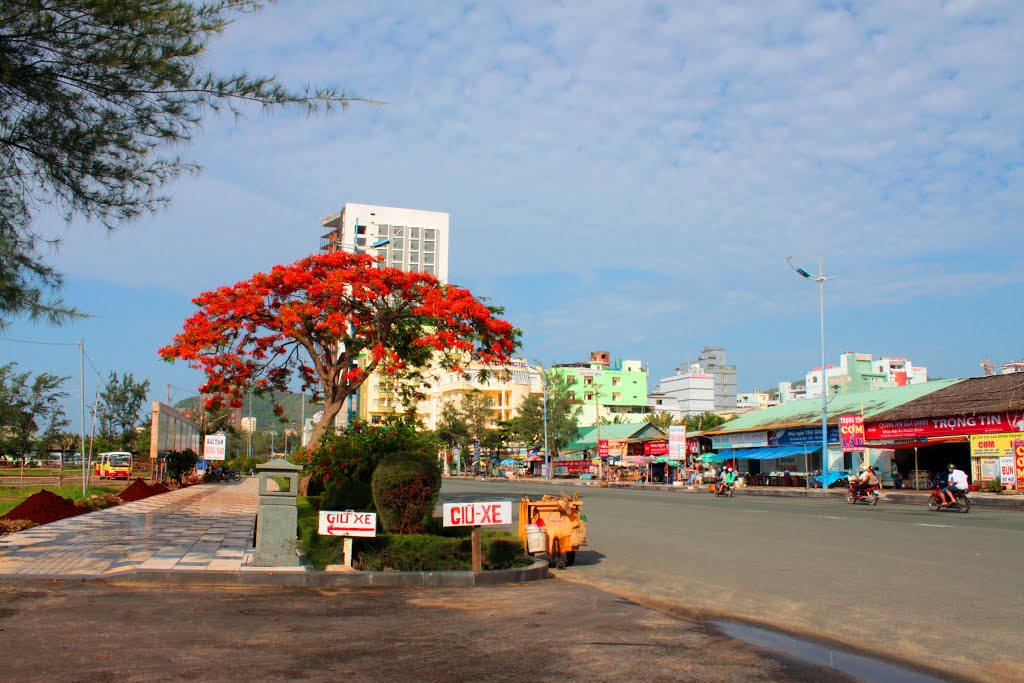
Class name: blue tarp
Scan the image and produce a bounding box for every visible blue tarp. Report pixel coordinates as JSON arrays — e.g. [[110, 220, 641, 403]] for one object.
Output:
[[708, 445, 822, 462], [810, 471, 850, 488]]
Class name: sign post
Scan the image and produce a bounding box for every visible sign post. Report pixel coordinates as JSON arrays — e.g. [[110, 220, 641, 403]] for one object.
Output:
[[318, 510, 377, 568], [442, 501, 513, 572]]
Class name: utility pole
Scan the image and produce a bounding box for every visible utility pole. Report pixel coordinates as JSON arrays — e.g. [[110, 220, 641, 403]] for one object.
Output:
[[166, 384, 171, 404]]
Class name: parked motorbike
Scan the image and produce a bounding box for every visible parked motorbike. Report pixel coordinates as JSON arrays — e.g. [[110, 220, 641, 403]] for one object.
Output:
[[714, 480, 734, 498], [846, 481, 880, 505], [927, 488, 971, 513], [224, 468, 241, 482]]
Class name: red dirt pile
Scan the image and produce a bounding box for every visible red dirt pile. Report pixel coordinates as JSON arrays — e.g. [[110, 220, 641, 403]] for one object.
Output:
[[117, 478, 158, 503], [148, 482, 171, 494], [2, 490, 85, 525]]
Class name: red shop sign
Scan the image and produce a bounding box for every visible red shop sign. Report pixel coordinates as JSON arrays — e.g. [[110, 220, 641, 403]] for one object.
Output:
[[644, 441, 669, 455], [866, 412, 1024, 440]]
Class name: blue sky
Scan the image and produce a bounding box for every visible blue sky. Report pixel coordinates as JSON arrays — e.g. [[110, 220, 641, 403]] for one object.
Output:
[[3, 0, 1022, 429]]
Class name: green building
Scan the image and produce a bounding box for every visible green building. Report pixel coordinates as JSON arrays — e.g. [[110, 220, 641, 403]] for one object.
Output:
[[551, 351, 649, 427]]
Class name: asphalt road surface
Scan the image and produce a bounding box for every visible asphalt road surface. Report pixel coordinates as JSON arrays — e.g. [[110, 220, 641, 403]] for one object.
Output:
[[440, 479, 1024, 682]]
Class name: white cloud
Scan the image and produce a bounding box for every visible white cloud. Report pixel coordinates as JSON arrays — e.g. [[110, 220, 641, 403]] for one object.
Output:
[[27, 0, 1023, 390]]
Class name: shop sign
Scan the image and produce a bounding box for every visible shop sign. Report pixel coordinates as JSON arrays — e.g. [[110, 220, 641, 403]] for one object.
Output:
[[1000, 457, 1016, 487], [669, 426, 687, 459], [980, 458, 998, 480], [644, 441, 669, 456], [839, 416, 866, 452], [711, 431, 768, 449], [868, 412, 1024, 440], [769, 426, 839, 447], [970, 433, 1024, 491], [598, 440, 609, 458]]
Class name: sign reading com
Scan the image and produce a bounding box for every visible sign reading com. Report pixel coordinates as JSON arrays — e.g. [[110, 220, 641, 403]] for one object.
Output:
[[839, 415, 866, 452]]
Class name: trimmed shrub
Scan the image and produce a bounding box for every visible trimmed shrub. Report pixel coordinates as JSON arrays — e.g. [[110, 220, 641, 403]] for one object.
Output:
[[371, 451, 442, 534], [321, 479, 374, 513]]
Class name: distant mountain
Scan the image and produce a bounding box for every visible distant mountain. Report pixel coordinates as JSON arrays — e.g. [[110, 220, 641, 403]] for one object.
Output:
[[174, 392, 324, 434]]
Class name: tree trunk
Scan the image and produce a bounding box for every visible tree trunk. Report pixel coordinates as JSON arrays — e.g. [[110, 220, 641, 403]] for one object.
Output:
[[306, 399, 344, 449]]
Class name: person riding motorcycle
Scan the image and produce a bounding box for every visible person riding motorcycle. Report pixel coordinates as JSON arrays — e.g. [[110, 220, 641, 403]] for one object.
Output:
[[940, 464, 969, 507], [716, 466, 737, 496], [854, 465, 879, 498]]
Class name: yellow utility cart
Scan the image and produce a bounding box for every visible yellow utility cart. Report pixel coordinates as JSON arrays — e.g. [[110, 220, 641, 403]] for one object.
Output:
[[517, 492, 587, 568]]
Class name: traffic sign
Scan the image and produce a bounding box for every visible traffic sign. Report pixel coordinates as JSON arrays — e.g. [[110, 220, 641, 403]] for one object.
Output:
[[318, 510, 377, 537]]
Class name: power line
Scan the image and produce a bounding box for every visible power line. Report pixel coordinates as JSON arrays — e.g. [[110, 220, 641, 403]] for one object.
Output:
[[0, 336, 79, 347]]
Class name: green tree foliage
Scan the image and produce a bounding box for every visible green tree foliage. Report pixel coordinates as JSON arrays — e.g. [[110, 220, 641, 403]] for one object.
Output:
[[97, 371, 150, 451], [684, 412, 729, 432], [511, 371, 580, 456], [321, 478, 374, 514], [0, 0, 371, 327], [370, 450, 442, 534], [644, 411, 676, 430], [0, 362, 69, 457], [164, 447, 199, 483], [294, 417, 439, 488]]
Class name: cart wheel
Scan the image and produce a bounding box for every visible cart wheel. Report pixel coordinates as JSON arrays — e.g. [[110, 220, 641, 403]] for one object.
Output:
[[565, 551, 576, 567], [555, 559, 566, 569]]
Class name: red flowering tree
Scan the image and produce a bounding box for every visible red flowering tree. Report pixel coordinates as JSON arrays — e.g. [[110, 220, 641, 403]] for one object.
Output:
[[159, 251, 519, 445]]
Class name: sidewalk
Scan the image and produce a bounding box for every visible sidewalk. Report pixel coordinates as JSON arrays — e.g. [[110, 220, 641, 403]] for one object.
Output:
[[0, 479, 258, 578]]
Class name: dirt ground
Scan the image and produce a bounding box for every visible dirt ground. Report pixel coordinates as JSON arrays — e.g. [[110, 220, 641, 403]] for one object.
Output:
[[0, 577, 854, 683]]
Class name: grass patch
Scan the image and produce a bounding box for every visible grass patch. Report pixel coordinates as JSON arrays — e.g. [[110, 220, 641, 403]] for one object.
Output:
[[0, 484, 122, 517], [297, 496, 531, 571]]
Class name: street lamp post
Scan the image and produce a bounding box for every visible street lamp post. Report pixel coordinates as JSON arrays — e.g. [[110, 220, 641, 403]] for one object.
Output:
[[542, 368, 550, 481], [787, 256, 836, 492]]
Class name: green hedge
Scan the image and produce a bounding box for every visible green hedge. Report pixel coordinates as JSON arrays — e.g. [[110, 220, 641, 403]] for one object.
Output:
[[296, 497, 529, 571]]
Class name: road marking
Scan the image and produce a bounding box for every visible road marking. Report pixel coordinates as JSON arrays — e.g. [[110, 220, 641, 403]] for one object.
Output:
[[817, 515, 846, 520], [916, 523, 953, 528]]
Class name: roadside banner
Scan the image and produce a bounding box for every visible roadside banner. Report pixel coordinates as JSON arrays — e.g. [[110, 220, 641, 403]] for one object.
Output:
[[598, 439, 609, 458], [969, 433, 1024, 491], [669, 425, 687, 459], [839, 416, 866, 452], [204, 433, 226, 461]]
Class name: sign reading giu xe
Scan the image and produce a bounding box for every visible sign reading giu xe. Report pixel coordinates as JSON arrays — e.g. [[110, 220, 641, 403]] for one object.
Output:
[[442, 501, 512, 527]]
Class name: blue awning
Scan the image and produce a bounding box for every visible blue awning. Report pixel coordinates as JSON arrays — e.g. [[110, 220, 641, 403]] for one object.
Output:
[[709, 445, 822, 462]]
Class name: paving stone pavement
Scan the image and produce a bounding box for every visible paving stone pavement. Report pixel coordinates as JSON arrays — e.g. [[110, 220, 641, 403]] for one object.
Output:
[[0, 479, 258, 578]]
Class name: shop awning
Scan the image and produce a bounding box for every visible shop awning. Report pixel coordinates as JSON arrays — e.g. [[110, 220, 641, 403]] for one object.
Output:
[[709, 445, 822, 461]]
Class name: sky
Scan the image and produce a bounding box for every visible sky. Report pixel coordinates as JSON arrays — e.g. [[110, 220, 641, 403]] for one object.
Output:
[[3, 0, 1023, 430]]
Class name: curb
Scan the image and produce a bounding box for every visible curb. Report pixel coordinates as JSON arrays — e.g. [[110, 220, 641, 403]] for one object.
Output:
[[89, 557, 551, 588]]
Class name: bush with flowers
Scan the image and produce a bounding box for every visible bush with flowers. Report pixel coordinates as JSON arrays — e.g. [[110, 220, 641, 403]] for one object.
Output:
[[292, 416, 440, 491]]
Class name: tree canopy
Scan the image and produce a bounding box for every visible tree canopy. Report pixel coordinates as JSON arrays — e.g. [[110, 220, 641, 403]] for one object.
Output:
[[160, 250, 520, 446], [0, 362, 69, 456], [97, 371, 150, 451], [511, 371, 580, 456], [0, 0, 368, 327]]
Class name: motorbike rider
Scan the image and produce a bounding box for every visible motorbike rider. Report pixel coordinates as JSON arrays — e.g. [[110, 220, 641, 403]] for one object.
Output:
[[853, 465, 879, 498], [940, 464, 969, 507], [716, 466, 737, 496]]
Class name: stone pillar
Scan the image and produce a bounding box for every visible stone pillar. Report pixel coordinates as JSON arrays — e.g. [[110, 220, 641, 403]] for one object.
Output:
[[253, 457, 303, 567]]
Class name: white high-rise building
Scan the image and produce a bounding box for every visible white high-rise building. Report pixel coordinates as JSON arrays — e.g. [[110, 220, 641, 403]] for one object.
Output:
[[653, 362, 715, 416], [320, 202, 450, 283]]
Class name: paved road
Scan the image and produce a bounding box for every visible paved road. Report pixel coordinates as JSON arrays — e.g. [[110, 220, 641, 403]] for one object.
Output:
[[440, 479, 1024, 682]]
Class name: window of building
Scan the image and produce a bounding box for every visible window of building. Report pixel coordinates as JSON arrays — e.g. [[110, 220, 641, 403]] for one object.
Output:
[[424, 253, 434, 265], [409, 252, 419, 264], [424, 228, 436, 239], [393, 226, 404, 237], [612, 377, 621, 386], [585, 393, 593, 401], [424, 240, 435, 252], [410, 227, 419, 238], [585, 377, 593, 385], [409, 239, 419, 251], [424, 265, 435, 275], [613, 392, 621, 401], [392, 237, 404, 250], [357, 224, 367, 235]]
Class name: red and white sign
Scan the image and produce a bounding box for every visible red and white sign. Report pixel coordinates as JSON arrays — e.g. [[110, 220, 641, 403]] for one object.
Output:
[[318, 511, 377, 537], [866, 412, 1024, 440], [839, 415, 866, 452], [598, 439, 609, 458], [644, 440, 669, 456], [442, 501, 512, 527]]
